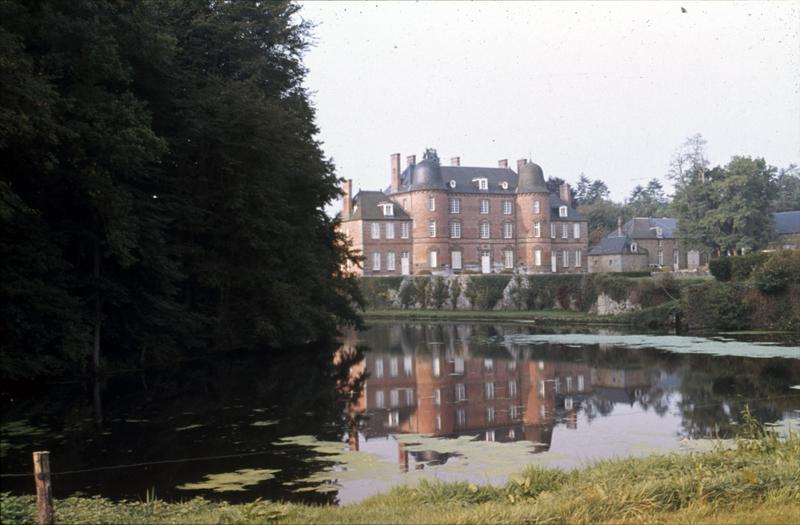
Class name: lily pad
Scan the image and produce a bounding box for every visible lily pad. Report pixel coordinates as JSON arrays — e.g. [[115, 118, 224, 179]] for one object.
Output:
[[176, 468, 279, 492]]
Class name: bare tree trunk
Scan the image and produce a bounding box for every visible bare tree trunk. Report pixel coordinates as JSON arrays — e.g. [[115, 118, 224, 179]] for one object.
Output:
[[93, 241, 102, 373]]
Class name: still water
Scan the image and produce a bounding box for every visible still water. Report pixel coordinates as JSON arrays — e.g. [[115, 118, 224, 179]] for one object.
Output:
[[2, 322, 799, 505]]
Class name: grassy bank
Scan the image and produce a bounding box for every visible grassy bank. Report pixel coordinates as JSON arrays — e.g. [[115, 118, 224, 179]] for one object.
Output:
[[3, 430, 798, 524], [363, 308, 626, 325]]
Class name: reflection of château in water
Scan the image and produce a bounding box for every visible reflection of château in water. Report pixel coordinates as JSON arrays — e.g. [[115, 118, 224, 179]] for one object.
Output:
[[341, 324, 667, 454]]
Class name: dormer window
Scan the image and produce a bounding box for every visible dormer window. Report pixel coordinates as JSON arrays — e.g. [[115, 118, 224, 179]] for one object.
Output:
[[559, 206, 568, 217], [631, 242, 638, 253], [500, 181, 508, 190], [655, 227, 663, 238], [379, 203, 394, 217], [474, 178, 488, 190]]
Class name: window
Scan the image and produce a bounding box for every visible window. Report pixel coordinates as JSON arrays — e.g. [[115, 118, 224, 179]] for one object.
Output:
[[386, 222, 395, 239], [401, 222, 410, 239], [563, 250, 569, 267], [434, 389, 441, 406], [503, 200, 513, 215], [480, 199, 489, 214], [372, 252, 381, 271], [655, 226, 663, 238], [429, 250, 438, 268], [389, 357, 398, 377], [508, 380, 518, 398], [533, 200, 540, 214], [449, 198, 460, 214], [375, 391, 384, 408], [387, 252, 396, 271], [428, 196, 435, 211], [550, 222, 556, 239], [631, 242, 638, 253], [371, 222, 380, 239], [381, 203, 394, 216], [562, 223, 569, 239], [428, 220, 436, 238], [403, 356, 413, 376], [575, 250, 582, 267], [565, 396, 573, 410], [451, 250, 462, 270], [454, 357, 465, 374], [534, 221, 541, 238], [577, 374, 585, 392], [573, 223, 580, 239], [485, 382, 495, 400], [485, 429, 495, 442], [456, 408, 466, 427], [534, 249, 542, 266], [559, 206, 568, 217], [565, 376, 573, 392], [658, 249, 664, 266], [455, 383, 466, 401], [484, 358, 494, 371], [476, 178, 488, 190], [480, 221, 490, 239], [538, 380, 546, 398], [503, 222, 514, 239], [509, 360, 517, 371], [539, 405, 547, 418], [504, 249, 514, 269], [390, 389, 399, 407], [510, 405, 520, 420], [405, 388, 414, 406], [486, 406, 495, 423], [435, 414, 442, 431], [450, 221, 461, 239], [432, 357, 440, 377], [674, 251, 679, 267], [375, 359, 384, 378], [388, 410, 399, 427]]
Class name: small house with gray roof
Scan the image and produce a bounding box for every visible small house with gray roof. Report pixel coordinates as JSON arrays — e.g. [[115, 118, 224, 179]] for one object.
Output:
[[339, 148, 588, 275], [769, 211, 800, 250]]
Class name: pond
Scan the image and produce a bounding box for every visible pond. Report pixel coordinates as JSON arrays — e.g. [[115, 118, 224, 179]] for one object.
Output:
[[1, 322, 799, 505]]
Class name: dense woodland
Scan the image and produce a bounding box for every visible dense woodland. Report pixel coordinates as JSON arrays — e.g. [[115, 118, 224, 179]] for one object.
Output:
[[0, 1, 362, 380]]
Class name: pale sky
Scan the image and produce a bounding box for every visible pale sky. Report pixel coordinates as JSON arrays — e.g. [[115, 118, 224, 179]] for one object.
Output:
[[299, 1, 800, 207]]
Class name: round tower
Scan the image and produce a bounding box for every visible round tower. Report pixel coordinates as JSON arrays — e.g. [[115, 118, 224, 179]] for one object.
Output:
[[407, 149, 449, 272], [516, 160, 551, 273]]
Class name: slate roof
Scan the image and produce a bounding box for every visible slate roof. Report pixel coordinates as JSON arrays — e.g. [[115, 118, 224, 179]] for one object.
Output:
[[394, 164, 519, 195], [549, 194, 584, 222], [349, 191, 410, 221], [622, 217, 678, 239], [774, 211, 800, 235], [588, 234, 649, 256]]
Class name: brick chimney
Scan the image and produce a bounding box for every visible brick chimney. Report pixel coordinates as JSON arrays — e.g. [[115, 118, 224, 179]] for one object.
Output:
[[559, 183, 572, 207], [342, 179, 352, 219], [498, 159, 508, 168], [450, 157, 460, 166], [390, 153, 401, 192], [516, 158, 528, 173], [406, 155, 416, 167]]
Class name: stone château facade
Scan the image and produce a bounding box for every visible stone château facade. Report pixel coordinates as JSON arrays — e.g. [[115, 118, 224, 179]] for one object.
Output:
[[339, 149, 589, 276]]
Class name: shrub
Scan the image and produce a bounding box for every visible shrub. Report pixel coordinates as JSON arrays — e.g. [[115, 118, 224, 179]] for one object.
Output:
[[683, 281, 752, 330], [752, 250, 800, 294], [464, 275, 512, 310], [430, 277, 449, 308], [709, 257, 731, 281], [730, 251, 770, 281]]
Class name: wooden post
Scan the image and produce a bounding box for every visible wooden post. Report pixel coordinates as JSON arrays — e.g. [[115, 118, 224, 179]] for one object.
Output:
[[33, 451, 54, 525]]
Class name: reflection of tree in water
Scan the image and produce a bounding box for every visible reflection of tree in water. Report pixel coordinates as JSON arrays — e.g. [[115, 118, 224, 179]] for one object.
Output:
[[676, 356, 800, 439]]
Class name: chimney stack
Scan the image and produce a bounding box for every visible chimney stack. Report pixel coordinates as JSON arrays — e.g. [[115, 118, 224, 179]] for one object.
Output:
[[617, 216, 623, 236], [498, 159, 508, 168], [390, 153, 401, 192], [342, 179, 352, 220], [406, 155, 416, 167], [516, 158, 528, 173], [560, 183, 572, 207], [450, 157, 460, 166]]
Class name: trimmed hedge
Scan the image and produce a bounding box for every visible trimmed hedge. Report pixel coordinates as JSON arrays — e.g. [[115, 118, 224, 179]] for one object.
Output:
[[752, 250, 800, 294]]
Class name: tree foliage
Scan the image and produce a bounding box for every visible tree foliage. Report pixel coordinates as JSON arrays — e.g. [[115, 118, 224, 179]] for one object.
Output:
[[0, 0, 361, 379], [625, 179, 669, 218]]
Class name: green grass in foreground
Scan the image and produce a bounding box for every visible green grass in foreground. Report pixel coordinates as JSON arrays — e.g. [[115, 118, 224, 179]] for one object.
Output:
[[363, 308, 624, 324], [2, 425, 798, 524]]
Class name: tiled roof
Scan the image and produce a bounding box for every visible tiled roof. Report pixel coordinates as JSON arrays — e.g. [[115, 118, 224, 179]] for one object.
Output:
[[774, 211, 800, 235], [549, 194, 585, 222], [588, 234, 649, 256], [394, 165, 519, 195], [349, 191, 410, 220], [623, 217, 677, 239]]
